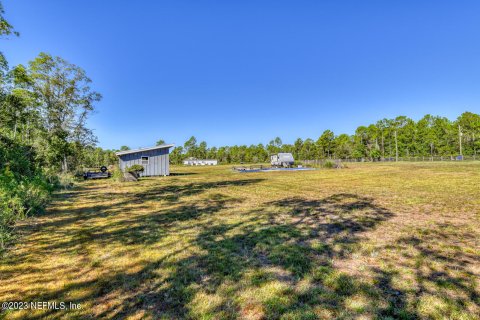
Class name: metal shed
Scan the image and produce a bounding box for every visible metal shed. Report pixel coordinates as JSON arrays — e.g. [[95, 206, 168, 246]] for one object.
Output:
[[115, 144, 174, 177]]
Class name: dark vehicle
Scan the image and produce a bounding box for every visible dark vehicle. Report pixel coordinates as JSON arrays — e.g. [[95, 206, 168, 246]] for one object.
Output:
[[83, 166, 111, 180]]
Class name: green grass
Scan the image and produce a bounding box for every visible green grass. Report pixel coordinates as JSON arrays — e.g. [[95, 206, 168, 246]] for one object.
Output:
[[1, 162, 479, 319]]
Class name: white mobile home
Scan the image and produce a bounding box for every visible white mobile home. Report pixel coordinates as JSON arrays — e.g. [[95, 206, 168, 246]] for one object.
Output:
[[183, 158, 218, 166]]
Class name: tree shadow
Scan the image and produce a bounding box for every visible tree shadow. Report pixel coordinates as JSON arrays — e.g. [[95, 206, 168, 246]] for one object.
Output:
[[4, 188, 479, 319], [169, 172, 198, 176], [375, 223, 480, 319], [10, 182, 266, 268], [27, 193, 396, 319], [130, 178, 264, 204]]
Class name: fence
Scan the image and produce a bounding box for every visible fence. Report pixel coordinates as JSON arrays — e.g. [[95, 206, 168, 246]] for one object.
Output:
[[301, 155, 479, 165]]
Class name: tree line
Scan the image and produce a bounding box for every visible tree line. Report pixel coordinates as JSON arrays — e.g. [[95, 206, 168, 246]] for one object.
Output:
[[162, 112, 479, 164], [0, 3, 103, 248]]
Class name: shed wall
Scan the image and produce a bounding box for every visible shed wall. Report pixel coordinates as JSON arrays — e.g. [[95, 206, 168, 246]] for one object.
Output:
[[118, 148, 170, 176]]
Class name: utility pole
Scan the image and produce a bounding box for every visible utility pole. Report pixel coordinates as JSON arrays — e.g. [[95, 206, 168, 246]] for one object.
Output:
[[394, 130, 398, 161], [458, 124, 463, 157]]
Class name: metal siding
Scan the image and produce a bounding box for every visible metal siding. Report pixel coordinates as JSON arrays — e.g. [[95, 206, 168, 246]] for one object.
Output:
[[144, 150, 150, 176], [166, 149, 170, 175], [162, 149, 165, 175], [158, 150, 161, 175], [166, 151, 170, 175], [164, 149, 168, 175], [161, 149, 165, 175], [159, 149, 163, 175], [150, 150, 154, 176], [160, 150, 164, 175], [152, 149, 157, 176]]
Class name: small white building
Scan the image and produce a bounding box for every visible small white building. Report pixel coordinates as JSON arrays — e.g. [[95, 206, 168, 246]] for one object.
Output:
[[183, 158, 218, 166]]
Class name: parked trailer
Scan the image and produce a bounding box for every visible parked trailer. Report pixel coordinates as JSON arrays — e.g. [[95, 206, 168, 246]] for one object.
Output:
[[271, 153, 295, 168], [83, 166, 111, 180]]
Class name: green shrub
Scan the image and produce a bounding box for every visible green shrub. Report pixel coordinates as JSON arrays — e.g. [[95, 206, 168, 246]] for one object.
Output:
[[0, 137, 54, 251], [323, 160, 335, 169], [126, 164, 144, 173], [124, 164, 144, 181], [73, 169, 85, 180], [0, 168, 53, 249], [57, 173, 76, 189], [110, 165, 124, 182], [322, 160, 343, 169]]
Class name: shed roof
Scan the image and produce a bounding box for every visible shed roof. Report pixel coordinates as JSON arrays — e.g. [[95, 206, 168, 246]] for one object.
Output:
[[115, 144, 175, 156]]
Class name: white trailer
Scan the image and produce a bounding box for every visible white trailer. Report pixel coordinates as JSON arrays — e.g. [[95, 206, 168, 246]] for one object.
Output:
[[270, 153, 295, 167]]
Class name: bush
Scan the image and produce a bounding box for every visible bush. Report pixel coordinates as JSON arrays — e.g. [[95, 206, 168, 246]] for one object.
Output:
[[57, 173, 76, 189], [124, 164, 144, 181], [323, 160, 335, 169], [110, 165, 124, 182], [322, 160, 344, 169], [126, 164, 144, 173], [73, 169, 85, 180], [0, 137, 54, 250], [0, 167, 53, 249]]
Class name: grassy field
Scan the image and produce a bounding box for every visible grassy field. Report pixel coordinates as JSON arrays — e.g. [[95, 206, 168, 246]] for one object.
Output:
[[1, 162, 479, 319]]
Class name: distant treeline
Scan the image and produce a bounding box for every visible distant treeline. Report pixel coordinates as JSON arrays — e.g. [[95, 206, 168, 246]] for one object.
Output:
[[110, 112, 480, 165], [168, 112, 480, 164]]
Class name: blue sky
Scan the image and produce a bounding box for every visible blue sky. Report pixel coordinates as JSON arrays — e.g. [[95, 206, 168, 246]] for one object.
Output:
[[3, 1, 480, 149]]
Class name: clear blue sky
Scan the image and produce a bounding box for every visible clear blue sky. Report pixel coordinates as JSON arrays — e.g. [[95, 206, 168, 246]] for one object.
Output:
[[3, 1, 480, 149]]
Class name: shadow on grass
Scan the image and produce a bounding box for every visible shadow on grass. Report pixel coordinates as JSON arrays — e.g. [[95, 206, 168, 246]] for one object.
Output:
[[11, 179, 263, 258], [169, 172, 198, 176], [130, 178, 264, 203], [4, 185, 480, 319], [376, 224, 480, 319]]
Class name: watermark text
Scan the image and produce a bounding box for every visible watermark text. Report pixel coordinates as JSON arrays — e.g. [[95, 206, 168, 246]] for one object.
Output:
[[2, 301, 81, 311]]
